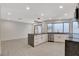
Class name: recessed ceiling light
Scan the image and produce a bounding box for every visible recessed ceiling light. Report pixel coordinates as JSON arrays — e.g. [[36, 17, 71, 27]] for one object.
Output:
[[64, 13, 68, 16], [33, 16, 34, 17], [26, 6, 30, 10], [41, 13, 44, 16], [59, 5, 63, 9], [49, 18, 52, 20], [8, 12, 11, 15]]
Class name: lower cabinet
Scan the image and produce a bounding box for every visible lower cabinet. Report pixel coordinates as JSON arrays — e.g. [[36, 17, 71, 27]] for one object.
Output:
[[42, 34, 48, 43], [54, 34, 69, 42], [28, 33, 69, 47], [0, 41, 1, 55], [48, 34, 54, 42], [34, 34, 48, 46], [65, 40, 79, 56], [34, 35, 42, 46]]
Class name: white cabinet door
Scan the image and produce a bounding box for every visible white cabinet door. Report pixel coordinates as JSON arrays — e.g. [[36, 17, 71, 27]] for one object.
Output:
[[42, 34, 48, 43], [34, 35, 42, 46], [0, 41, 1, 55], [54, 34, 69, 42], [34, 34, 48, 46]]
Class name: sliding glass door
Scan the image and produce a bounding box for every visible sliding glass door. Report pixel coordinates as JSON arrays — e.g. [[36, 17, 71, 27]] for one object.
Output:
[[73, 22, 79, 40], [64, 23, 69, 33]]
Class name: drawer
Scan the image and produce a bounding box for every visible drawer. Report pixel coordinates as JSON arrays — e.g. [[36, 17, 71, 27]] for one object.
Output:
[[54, 34, 68, 42], [34, 39, 39, 42], [34, 40, 41, 46], [34, 35, 42, 39], [34, 42, 39, 46]]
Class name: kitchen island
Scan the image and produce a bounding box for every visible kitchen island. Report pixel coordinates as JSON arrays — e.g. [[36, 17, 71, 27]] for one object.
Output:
[[28, 32, 69, 47], [65, 39, 79, 56]]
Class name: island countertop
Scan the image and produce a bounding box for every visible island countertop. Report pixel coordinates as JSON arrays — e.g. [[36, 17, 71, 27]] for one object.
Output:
[[28, 32, 70, 35], [65, 40, 79, 56]]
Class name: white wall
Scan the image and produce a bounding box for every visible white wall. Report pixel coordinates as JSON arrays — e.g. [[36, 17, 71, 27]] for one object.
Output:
[[0, 20, 33, 41], [0, 40, 1, 55], [42, 22, 48, 33], [0, 5, 2, 55]]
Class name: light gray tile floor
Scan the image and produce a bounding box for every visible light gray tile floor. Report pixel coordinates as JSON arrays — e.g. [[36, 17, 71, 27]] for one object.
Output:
[[1, 39, 65, 56]]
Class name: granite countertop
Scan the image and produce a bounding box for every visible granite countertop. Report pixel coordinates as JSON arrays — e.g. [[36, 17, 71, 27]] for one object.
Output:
[[28, 32, 70, 35], [69, 37, 79, 42], [66, 39, 79, 42], [29, 33, 79, 35]]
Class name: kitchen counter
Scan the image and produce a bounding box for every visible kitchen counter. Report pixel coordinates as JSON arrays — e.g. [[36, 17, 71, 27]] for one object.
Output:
[[29, 32, 79, 35], [28, 34, 48, 47], [29, 32, 69, 35], [28, 32, 69, 47], [65, 40, 79, 56]]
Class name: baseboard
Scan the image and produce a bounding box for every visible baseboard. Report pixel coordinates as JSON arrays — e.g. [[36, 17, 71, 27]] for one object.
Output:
[[1, 37, 28, 42], [54, 41, 65, 43]]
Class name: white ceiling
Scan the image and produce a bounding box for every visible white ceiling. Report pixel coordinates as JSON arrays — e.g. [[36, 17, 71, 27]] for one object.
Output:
[[0, 3, 77, 23]]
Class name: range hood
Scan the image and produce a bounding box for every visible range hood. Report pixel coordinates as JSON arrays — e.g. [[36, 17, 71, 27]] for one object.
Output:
[[75, 7, 79, 20], [75, 3, 79, 21]]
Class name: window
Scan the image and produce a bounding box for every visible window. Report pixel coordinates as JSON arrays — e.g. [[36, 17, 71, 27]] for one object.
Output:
[[73, 22, 79, 33], [73, 22, 79, 39], [53, 23, 63, 32], [64, 23, 69, 33], [48, 22, 69, 33], [48, 24, 53, 32], [34, 25, 42, 34]]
